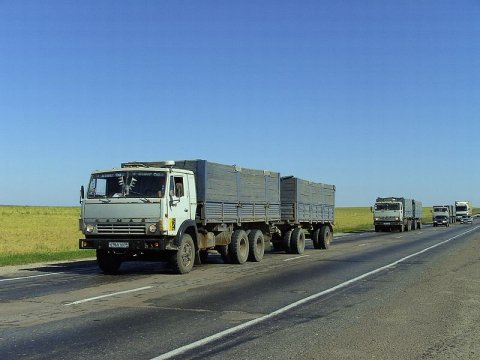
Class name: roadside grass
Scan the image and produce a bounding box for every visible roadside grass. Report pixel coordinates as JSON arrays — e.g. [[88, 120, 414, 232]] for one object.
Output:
[[334, 207, 373, 233], [0, 206, 95, 266], [0, 205, 472, 266]]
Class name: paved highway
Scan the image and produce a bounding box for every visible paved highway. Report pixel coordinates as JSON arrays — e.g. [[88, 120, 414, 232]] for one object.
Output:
[[1, 221, 479, 359]]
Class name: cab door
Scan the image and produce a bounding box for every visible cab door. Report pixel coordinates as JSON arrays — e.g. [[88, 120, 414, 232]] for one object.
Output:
[[167, 174, 191, 235]]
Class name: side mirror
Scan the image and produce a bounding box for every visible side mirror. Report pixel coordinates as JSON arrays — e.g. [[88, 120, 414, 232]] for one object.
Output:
[[80, 186, 85, 203], [370, 206, 373, 213]]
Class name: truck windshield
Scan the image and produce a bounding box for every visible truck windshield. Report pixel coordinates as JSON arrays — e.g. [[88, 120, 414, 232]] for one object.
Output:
[[87, 171, 167, 198], [456, 205, 467, 211], [375, 203, 400, 211], [433, 207, 448, 212]]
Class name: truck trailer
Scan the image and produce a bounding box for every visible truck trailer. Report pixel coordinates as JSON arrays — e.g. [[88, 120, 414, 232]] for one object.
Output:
[[79, 160, 335, 274], [373, 197, 422, 232]]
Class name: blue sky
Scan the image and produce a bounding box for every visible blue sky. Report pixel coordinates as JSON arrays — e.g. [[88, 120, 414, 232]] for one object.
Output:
[[1, 0, 479, 207]]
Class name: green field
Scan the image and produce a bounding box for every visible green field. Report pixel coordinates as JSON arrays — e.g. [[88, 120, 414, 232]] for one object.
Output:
[[0, 206, 94, 266], [0, 205, 470, 266]]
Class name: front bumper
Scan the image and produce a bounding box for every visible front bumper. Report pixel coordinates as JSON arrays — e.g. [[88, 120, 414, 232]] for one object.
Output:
[[79, 237, 178, 251]]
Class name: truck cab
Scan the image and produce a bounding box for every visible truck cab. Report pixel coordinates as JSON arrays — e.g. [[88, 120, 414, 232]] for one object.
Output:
[[432, 206, 449, 227], [373, 200, 403, 232], [79, 162, 198, 274]]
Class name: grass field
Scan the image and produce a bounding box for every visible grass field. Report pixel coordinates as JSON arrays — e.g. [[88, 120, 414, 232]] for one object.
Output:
[[0, 206, 94, 266], [0, 205, 471, 266]]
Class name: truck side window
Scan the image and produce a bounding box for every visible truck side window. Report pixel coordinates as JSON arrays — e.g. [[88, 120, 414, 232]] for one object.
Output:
[[175, 177, 184, 197], [170, 176, 184, 197]]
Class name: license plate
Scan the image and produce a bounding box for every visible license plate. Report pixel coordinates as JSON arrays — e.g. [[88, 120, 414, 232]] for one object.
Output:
[[383, 222, 390, 225], [109, 242, 129, 249]]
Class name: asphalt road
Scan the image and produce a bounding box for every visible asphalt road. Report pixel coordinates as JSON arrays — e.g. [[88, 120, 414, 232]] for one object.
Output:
[[1, 220, 479, 359]]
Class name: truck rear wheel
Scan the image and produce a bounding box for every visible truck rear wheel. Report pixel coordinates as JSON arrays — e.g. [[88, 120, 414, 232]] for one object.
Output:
[[319, 225, 332, 249], [290, 228, 305, 254], [248, 229, 265, 262], [97, 250, 122, 274], [229, 230, 249, 264], [171, 233, 195, 274]]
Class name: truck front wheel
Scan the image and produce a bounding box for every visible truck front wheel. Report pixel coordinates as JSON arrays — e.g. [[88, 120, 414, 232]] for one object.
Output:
[[171, 233, 195, 274], [97, 250, 122, 274]]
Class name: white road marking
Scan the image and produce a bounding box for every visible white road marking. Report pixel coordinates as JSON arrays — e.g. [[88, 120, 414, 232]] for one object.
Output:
[[65, 286, 153, 306], [283, 255, 310, 261], [151, 226, 479, 360], [0, 272, 62, 282]]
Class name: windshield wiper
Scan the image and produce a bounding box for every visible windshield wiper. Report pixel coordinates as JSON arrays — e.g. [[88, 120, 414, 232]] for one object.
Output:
[[139, 198, 151, 203], [99, 198, 111, 203]]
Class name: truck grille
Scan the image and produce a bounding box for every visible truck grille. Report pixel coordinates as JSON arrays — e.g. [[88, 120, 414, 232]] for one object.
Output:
[[96, 223, 145, 235]]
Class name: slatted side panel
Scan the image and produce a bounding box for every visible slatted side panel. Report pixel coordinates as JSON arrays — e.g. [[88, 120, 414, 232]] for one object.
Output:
[[281, 176, 335, 223], [175, 160, 281, 223]]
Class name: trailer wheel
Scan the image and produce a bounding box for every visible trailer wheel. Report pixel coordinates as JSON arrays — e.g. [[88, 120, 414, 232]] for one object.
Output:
[[229, 230, 249, 264], [411, 220, 415, 231], [97, 250, 122, 274], [319, 225, 333, 249], [418, 221, 422, 229], [247, 229, 265, 262], [312, 228, 321, 249], [282, 229, 293, 253], [170, 233, 195, 274], [290, 228, 305, 254]]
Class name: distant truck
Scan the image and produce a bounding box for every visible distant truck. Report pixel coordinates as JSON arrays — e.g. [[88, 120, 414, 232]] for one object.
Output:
[[432, 205, 450, 227], [79, 160, 335, 274], [373, 197, 422, 232], [455, 201, 471, 222]]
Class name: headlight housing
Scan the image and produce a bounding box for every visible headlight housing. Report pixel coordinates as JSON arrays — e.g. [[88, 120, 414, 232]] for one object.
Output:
[[85, 224, 95, 233], [148, 224, 157, 233]]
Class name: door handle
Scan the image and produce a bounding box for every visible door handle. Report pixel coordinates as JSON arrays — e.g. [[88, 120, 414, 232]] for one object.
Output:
[[184, 209, 188, 212]]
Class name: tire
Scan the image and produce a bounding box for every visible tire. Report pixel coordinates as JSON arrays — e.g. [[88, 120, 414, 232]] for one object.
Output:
[[411, 220, 415, 231], [290, 228, 305, 254], [228, 230, 249, 264], [418, 221, 422, 229], [319, 225, 333, 249], [282, 229, 293, 253], [248, 229, 265, 262], [171, 233, 195, 274], [312, 228, 321, 249], [96, 250, 122, 274]]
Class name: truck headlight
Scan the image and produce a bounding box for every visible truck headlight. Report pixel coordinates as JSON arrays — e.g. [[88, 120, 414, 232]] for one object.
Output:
[[148, 224, 157, 233], [86, 224, 95, 233]]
